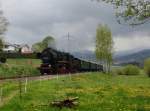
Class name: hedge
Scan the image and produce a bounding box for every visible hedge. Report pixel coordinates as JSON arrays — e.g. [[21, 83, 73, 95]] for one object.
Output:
[[0, 52, 37, 59]]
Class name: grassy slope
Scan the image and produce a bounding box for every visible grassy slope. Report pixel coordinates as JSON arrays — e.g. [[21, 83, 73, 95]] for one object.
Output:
[[0, 59, 41, 78], [6, 59, 41, 67], [1, 72, 150, 111]]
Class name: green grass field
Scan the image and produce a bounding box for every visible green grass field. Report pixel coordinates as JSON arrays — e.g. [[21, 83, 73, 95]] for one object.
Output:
[[6, 59, 41, 67], [0, 59, 41, 78], [1, 72, 150, 111]]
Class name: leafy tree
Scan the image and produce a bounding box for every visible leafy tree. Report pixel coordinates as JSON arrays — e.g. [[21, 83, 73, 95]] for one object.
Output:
[[32, 42, 44, 53], [0, 37, 4, 52], [92, 0, 150, 25], [42, 36, 55, 48], [95, 24, 113, 73], [0, 11, 8, 35], [0, 10, 8, 52], [32, 36, 55, 52]]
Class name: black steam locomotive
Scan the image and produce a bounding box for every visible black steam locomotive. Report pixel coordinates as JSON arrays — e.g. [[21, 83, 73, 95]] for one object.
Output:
[[38, 48, 103, 75]]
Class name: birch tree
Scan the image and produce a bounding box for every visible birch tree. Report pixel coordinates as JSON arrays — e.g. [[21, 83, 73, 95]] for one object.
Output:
[[95, 24, 113, 73]]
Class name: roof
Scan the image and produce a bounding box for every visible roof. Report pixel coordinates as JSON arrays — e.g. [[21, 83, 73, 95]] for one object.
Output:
[[4, 42, 30, 49]]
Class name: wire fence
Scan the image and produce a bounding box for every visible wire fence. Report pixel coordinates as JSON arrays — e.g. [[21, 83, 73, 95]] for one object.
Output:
[[0, 72, 82, 107]]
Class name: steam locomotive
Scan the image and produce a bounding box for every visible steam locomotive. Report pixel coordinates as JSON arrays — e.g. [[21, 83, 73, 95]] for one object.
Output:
[[38, 48, 103, 75]]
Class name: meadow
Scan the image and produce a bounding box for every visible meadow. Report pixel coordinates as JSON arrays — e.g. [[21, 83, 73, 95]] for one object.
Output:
[[0, 72, 150, 111], [6, 59, 41, 67], [0, 59, 41, 78]]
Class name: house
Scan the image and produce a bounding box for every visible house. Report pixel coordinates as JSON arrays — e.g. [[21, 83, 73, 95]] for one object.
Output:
[[20, 44, 33, 54], [3, 42, 18, 52], [3, 43, 32, 54]]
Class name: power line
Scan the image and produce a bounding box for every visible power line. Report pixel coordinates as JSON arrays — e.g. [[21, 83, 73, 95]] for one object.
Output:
[[63, 32, 74, 53]]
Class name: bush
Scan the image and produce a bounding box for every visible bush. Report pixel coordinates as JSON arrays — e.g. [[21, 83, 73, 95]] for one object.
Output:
[[144, 58, 150, 77], [114, 68, 124, 75], [0, 52, 37, 59], [123, 65, 140, 75]]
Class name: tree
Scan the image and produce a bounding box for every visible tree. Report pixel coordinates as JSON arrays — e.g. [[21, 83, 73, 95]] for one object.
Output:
[[0, 10, 8, 51], [95, 24, 113, 73], [42, 36, 55, 49], [0, 10, 9, 51], [32, 42, 44, 53], [0, 37, 4, 52], [32, 36, 55, 52], [92, 0, 150, 25], [0, 11, 8, 35]]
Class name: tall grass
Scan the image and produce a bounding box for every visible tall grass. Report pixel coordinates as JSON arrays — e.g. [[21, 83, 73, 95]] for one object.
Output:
[[0, 65, 40, 78], [0, 59, 41, 78], [1, 72, 150, 111]]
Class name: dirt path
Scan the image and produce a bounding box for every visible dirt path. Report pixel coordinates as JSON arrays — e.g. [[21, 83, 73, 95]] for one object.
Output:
[[0, 75, 57, 83], [0, 74, 73, 83]]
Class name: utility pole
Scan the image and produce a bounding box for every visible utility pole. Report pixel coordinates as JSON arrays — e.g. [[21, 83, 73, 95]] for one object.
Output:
[[67, 32, 72, 80], [67, 32, 70, 53], [63, 32, 75, 53]]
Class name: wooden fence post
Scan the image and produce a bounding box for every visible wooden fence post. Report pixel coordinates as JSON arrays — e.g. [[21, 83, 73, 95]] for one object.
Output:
[[24, 78, 28, 93], [0, 87, 3, 103]]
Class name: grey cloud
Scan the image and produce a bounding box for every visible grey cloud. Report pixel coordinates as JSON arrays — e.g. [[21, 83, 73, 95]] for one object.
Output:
[[1, 0, 150, 52]]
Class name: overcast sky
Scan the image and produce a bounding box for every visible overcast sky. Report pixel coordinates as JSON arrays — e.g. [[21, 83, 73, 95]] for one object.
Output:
[[1, 0, 150, 52]]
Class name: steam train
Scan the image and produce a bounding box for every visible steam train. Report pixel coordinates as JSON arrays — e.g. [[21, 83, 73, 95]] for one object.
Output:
[[38, 48, 103, 75]]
